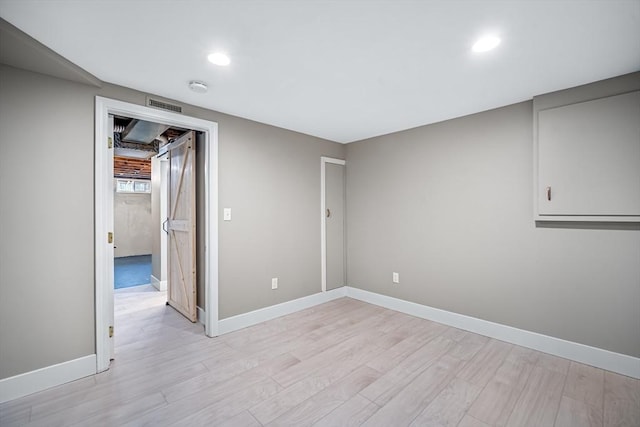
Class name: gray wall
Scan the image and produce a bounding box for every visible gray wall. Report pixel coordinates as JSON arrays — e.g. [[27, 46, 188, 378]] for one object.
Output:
[[345, 76, 640, 358], [0, 65, 95, 380], [0, 64, 344, 379], [1, 52, 637, 382], [217, 115, 345, 318], [114, 190, 152, 258]]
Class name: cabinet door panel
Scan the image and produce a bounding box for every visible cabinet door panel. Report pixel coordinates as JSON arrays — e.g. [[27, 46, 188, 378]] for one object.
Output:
[[537, 91, 640, 216]]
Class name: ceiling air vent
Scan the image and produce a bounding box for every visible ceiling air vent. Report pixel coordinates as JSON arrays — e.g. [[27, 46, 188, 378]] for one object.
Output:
[[146, 97, 183, 114]]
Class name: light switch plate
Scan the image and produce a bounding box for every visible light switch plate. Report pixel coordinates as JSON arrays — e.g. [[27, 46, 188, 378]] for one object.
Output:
[[271, 278, 278, 290], [392, 272, 399, 284], [223, 208, 231, 221]]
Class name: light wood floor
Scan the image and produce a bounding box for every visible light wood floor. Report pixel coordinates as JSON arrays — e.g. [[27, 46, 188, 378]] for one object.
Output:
[[1, 288, 638, 426]]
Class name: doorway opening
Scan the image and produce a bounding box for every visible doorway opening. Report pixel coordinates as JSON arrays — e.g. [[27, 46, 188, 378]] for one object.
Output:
[[95, 97, 219, 373], [111, 115, 185, 293], [110, 115, 206, 359], [112, 128, 154, 292], [111, 115, 193, 339]]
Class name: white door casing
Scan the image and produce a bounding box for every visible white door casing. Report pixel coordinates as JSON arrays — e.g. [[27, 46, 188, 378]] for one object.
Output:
[[95, 97, 219, 373], [107, 115, 115, 361]]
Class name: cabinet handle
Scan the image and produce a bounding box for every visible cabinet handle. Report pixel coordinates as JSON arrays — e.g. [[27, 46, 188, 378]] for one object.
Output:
[[546, 186, 551, 201]]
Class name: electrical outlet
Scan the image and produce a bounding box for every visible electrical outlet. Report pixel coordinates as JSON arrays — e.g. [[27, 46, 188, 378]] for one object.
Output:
[[271, 277, 278, 290], [223, 208, 232, 221], [392, 272, 399, 284]]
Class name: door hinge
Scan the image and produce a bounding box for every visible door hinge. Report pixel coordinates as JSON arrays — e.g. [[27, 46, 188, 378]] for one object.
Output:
[[108, 232, 113, 244], [108, 137, 113, 149], [109, 326, 114, 338]]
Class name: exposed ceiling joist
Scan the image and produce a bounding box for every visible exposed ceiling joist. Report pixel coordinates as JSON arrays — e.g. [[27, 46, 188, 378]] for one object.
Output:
[[114, 156, 151, 180]]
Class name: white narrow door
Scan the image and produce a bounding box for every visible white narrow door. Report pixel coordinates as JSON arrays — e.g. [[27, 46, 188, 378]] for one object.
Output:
[[167, 131, 197, 322], [322, 158, 346, 291]]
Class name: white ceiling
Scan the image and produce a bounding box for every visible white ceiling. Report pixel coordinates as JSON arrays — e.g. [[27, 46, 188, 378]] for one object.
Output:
[[0, 0, 639, 143]]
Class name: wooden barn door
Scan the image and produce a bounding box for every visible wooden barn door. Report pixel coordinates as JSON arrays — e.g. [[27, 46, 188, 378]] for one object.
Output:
[[167, 131, 197, 322]]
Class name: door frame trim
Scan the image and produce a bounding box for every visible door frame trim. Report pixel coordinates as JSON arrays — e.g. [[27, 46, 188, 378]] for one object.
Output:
[[320, 156, 346, 292], [95, 96, 219, 372]]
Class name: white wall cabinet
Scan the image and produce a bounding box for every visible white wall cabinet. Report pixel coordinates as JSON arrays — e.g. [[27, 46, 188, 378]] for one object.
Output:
[[534, 90, 640, 222]]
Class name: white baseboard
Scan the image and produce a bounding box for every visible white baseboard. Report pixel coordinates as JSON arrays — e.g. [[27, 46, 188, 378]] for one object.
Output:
[[346, 286, 640, 379], [5, 286, 634, 405], [218, 287, 348, 335], [150, 275, 166, 292], [0, 355, 96, 403]]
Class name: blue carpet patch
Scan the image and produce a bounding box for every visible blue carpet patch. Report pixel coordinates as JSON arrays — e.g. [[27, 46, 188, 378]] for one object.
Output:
[[114, 255, 152, 289]]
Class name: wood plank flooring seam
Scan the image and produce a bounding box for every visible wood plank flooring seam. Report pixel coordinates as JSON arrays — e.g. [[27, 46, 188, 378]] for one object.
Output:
[[460, 342, 526, 426], [455, 352, 500, 425], [552, 358, 570, 427]]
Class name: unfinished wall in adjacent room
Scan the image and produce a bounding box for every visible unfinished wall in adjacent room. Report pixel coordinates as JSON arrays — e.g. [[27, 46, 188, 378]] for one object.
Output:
[[345, 73, 640, 358], [113, 190, 152, 258]]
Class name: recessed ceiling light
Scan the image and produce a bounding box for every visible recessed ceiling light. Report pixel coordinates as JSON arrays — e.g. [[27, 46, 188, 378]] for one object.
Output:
[[208, 52, 230, 66], [188, 80, 208, 93], [472, 36, 501, 53]]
